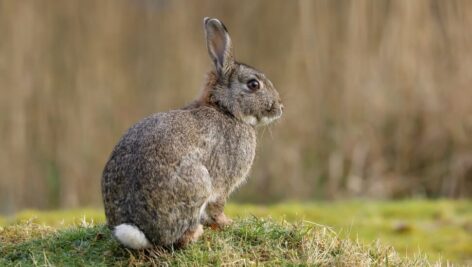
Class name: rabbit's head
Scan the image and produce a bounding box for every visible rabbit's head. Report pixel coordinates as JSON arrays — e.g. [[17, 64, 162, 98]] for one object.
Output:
[[202, 17, 283, 127]]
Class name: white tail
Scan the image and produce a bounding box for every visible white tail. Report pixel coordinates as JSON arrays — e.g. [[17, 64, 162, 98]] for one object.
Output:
[[113, 224, 151, 249]]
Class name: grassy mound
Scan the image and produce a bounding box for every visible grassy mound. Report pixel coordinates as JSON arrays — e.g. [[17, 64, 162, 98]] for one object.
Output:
[[0, 218, 432, 266], [2, 200, 470, 264]]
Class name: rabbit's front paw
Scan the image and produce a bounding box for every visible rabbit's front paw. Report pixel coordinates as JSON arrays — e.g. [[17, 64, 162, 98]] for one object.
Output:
[[209, 213, 233, 229]]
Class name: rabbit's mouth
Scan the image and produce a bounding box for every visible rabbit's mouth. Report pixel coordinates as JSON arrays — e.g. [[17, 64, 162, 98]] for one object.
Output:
[[242, 113, 282, 127], [241, 101, 283, 127]]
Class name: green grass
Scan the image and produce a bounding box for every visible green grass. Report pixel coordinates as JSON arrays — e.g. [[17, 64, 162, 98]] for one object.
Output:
[[0, 200, 470, 266]]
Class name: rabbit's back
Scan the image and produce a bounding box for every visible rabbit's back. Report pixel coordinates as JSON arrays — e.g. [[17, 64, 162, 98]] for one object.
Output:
[[102, 106, 256, 188]]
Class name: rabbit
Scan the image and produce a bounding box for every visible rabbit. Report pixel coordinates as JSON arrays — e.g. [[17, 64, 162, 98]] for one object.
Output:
[[101, 17, 283, 249]]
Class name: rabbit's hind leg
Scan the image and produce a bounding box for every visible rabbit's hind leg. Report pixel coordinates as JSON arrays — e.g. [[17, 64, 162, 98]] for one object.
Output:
[[163, 163, 211, 247]]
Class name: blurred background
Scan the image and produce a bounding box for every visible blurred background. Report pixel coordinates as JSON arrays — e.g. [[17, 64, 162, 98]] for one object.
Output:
[[1, 0, 471, 214]]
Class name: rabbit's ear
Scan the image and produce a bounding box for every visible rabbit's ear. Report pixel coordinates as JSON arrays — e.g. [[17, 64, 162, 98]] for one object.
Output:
[[204, 17, 234, 77]]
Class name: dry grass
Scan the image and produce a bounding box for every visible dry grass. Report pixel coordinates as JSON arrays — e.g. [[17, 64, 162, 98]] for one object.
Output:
[[0, 1, 471, 212]]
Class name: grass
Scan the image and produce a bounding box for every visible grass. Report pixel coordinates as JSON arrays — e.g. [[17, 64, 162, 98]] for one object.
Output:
[[1, 218, 433, 266], [0, 200, 470, 266]]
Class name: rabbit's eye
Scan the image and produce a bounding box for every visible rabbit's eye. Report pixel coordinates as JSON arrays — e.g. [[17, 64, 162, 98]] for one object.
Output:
[[247, 79, 260, 91]]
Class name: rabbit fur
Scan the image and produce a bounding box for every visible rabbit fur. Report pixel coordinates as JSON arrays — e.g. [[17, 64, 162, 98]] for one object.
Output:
[[101, 17, 283, 249]]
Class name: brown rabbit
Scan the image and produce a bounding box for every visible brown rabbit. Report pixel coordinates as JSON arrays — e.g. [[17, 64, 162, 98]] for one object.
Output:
[[101, 17, 283, 249]]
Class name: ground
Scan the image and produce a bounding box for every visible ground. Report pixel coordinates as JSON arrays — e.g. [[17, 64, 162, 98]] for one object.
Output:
[[1, 200, 470, 266]]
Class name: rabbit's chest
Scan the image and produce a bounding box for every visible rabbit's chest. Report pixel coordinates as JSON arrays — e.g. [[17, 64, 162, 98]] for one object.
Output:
[[206, 128, 256, 191]]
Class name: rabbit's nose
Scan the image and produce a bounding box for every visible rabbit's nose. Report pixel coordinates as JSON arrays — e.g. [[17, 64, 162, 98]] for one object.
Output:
[[267, 102, 276, 112]]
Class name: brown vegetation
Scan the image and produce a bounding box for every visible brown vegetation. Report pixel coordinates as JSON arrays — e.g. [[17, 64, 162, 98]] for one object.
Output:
[[0, 0, 471, 212]]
